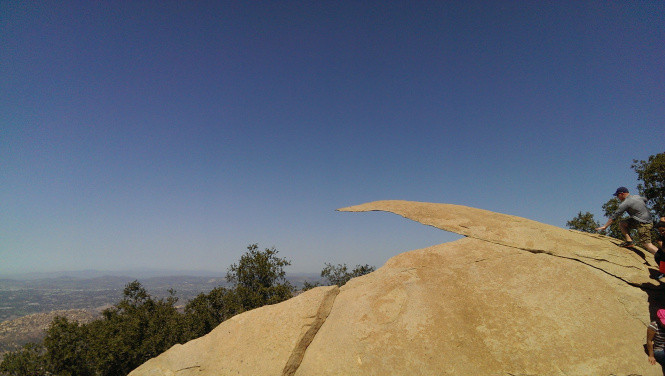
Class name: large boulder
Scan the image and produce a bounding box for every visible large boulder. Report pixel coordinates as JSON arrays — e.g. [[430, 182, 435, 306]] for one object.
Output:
[[130, 200, 663, 376]]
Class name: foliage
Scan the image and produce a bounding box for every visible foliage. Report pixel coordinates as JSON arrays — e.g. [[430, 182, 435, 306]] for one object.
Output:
[[0, 343, 48, 376], [44, 316, 94, 375], [301, 262, 376, 291], [632, 153, 665, 217], [0, 282, 187, 376], [320, 263, 376, 287], [301, 280, 322, 291], [184, 287, 238, 339], [85, 283, 187, 376], [600, 198, 625, 240], [226, 244, 293, 311], [566, 211, 600, 233]]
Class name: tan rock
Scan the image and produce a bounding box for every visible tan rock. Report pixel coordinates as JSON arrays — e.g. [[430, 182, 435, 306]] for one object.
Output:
[[130, 200, 663, 376]]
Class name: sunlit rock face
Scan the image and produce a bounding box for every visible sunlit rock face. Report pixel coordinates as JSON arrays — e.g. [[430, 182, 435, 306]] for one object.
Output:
[[130, 200, 663, 376]]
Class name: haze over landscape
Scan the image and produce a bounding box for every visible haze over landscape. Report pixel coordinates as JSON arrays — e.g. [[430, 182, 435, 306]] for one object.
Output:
[[2, 1, 663, 277]]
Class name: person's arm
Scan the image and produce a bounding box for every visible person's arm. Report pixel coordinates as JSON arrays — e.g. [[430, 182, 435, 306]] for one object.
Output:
[[597, 218, 614, 232], [648, 327, 657, 365], [597, 200, 628, 232]]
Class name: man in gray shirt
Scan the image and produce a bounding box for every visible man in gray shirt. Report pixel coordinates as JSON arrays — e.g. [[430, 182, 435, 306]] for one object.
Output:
[[596, 186, 658, 254]]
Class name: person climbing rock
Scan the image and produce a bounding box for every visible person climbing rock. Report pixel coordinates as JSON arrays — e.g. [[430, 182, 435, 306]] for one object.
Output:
[[647, 309, 665, 374], [596, 187, 658, 255]]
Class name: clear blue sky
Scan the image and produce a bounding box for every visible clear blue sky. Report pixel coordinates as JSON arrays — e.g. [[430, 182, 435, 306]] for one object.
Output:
[[2, 1, 663, 276]]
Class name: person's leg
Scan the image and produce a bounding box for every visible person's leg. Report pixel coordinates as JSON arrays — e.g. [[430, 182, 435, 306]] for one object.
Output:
[[646, 242, 659, 255], [619, 220, 633, 242]]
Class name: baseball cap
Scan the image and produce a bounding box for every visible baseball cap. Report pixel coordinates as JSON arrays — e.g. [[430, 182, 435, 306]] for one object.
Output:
[[613, 187, 629, 196]]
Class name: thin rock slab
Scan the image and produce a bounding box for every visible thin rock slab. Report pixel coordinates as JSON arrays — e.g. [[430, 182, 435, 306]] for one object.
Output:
[[338, 200, 658, 287]]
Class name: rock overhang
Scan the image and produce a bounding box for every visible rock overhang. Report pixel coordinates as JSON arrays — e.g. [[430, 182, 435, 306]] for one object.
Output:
[[338, 200, 661, 289]]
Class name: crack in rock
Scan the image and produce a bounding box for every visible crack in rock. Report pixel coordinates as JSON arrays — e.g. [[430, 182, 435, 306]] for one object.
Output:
[[175, 365, 201, 374], [468, 236, 643, 271], [281, 286, 339, 376], [477, 236, 651, 289]]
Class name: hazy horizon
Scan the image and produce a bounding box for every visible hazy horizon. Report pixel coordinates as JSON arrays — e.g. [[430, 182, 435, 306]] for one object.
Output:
[[0, 266, 323, 280]]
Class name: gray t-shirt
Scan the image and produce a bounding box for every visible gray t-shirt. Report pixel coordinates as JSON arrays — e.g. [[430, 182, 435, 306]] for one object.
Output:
[[612, 195, 653, 223]]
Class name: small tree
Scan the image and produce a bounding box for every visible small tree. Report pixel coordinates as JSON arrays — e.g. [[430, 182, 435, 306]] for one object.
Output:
[[632, 153, 665, 217], [226, 244, 293, 312], [566, 211, 600, 233]]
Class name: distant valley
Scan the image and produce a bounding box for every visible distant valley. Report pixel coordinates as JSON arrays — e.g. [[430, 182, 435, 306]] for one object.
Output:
[[0, 272, 318, 360], [0, 275, 228, 322]]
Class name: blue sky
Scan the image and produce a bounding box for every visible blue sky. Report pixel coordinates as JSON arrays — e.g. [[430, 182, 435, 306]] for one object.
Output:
[[2, 1, 663, 276]]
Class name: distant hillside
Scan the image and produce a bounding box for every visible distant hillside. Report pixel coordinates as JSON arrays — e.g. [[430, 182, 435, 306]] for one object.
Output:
[[0, 309, 100, 362]]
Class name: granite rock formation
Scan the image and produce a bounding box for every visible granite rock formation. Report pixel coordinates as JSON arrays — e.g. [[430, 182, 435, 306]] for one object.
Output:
[[129, 200, 664, 376]]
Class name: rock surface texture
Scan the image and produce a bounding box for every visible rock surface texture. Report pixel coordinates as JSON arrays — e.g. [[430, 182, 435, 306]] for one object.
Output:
[[129, 200, 664, 376]]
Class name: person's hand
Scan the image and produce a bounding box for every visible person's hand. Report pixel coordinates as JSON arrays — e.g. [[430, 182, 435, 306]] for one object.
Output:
[[596, 226, 606, 232], [649, 355, 657, 365]]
